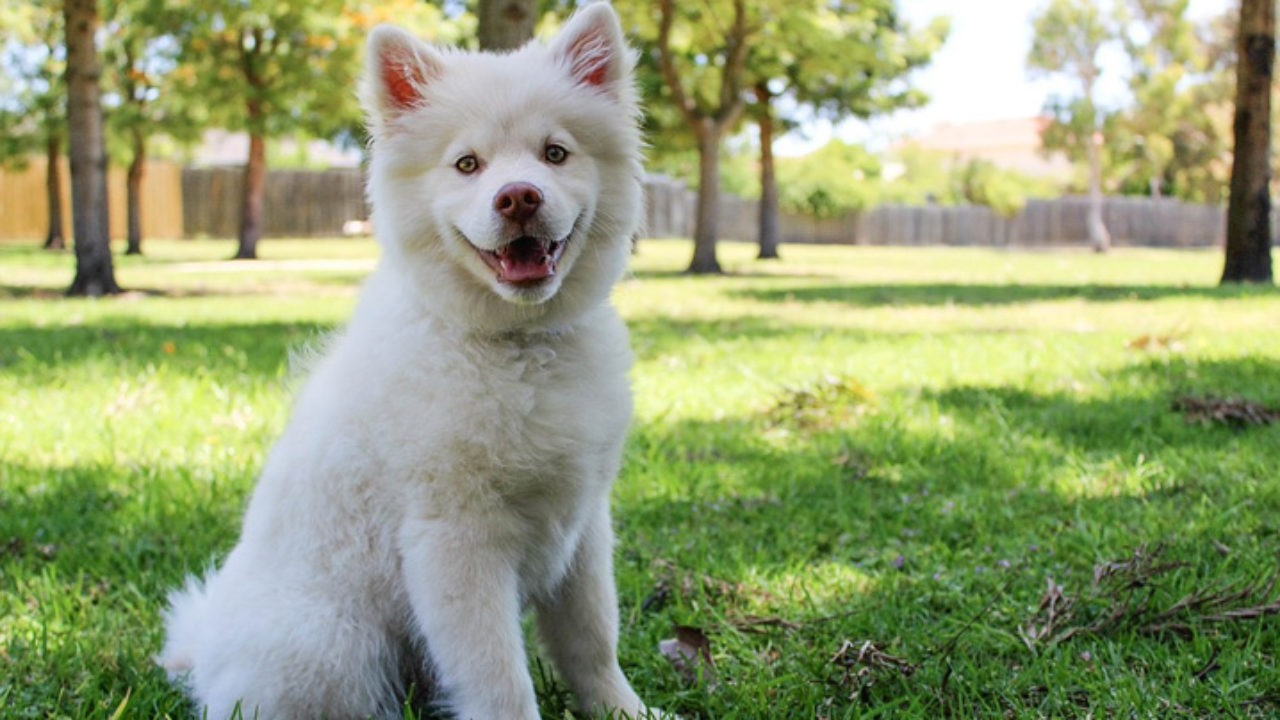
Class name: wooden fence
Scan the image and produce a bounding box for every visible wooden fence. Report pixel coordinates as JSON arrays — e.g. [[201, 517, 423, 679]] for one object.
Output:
[[183, 168, 1237, 247], [0, 157, 183, 240], [182, 167, 368, 238], [650, 180, 1233, 248], [1, 162, 1244, 247]]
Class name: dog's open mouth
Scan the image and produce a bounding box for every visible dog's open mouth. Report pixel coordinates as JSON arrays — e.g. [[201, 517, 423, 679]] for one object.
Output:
[[475, 236, 568, 286]]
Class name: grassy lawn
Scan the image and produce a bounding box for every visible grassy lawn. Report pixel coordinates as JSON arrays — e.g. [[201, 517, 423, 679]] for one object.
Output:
[[2, 238, 1278, 718]]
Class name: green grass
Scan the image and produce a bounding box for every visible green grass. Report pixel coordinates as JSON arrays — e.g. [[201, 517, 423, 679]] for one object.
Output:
[[2, 238, 1278, 719]]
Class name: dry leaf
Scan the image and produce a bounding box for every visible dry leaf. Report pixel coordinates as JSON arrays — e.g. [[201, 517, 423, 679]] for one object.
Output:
[[658, 625, 714, 683]]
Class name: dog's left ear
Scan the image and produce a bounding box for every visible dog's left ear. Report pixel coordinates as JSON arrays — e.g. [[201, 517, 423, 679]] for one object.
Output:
[[550, 3, 631, 94]]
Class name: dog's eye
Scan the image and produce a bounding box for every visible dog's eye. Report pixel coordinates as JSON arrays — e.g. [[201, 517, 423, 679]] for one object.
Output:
[[544, 144, 569, 165], [455, 155, 479, 174]]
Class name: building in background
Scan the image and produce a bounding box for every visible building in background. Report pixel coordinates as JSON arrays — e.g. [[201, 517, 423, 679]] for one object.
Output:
[[887, 116, 1072, 180]]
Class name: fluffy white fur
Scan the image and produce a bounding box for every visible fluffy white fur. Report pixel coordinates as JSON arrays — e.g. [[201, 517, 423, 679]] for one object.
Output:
[[158, 5, 663, 719]]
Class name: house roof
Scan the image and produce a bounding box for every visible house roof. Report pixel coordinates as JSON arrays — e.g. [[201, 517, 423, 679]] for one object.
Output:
[[909, 117, 1050, 154], [894, 116, 1071, 178]]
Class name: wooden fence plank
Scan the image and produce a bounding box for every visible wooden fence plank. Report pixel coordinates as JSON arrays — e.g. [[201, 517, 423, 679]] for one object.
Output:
[[0, 157, 183, 240], [4, 162, 1250, 247]]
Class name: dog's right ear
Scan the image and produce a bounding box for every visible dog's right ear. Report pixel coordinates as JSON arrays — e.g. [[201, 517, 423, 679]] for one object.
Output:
[[361, 25, 443, 130]]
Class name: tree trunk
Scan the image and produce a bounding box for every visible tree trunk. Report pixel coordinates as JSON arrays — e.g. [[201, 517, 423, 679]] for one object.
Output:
[[1086, 129, 1111, 253], [125, 127, 145, 255], [63, 0, 119, 296], [477, 0, 537, 51], [756, 88, 780, 260], [43, 132, 65, 251], [235, 123, 266, 260], [688, 124, 723, 274], [1222, 0, 1274, 284]]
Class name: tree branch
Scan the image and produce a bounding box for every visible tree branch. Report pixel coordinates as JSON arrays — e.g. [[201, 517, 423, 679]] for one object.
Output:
[[656, 0, 703, 134], [714, 0, 750, 125]]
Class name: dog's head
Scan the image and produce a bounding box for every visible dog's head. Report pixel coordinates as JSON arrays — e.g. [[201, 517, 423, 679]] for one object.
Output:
[[361, 3, 641, 332]]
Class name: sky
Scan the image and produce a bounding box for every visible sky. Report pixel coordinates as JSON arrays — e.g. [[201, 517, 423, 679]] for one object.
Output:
[[774, 0, 1234, 155]]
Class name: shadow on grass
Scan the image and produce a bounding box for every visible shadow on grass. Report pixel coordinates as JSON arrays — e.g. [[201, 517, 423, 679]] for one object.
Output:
[[616, 357, 1280, 613], [625, 315, 894, 361], [3, 353, 1278, 718], [0, 320, 335, 380], [0, 284, 244, 300], [626, 267, 835, 282], [3, 313, 847, 382], [2, 278, 366, 300], [616, 355, 1280, 717], [731, 282, 1278, 308], [923, 356, 1280, 456]]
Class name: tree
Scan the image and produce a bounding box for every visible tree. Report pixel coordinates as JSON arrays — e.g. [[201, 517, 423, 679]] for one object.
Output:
[[64, 0, 121, 295], [175, 0, 366, 259], [774, 139, 881, 218], [477, 0, 536, 50], [1113, 0, 1230, 202], [877, 145, 1060, 213], [1222, 0, 1274, 284], [103, 0, 204, 255], [634, 0, 757, 274], [1029, 0, 1114, 252], [746, 2, 947, 258], [0, 1, 67, 250]]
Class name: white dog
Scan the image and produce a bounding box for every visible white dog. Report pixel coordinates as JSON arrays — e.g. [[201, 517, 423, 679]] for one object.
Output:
[[159, 5, 662, 719]]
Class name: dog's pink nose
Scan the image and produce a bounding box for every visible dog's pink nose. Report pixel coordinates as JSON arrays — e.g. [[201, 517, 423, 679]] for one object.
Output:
[[494, 182, 543, 222]]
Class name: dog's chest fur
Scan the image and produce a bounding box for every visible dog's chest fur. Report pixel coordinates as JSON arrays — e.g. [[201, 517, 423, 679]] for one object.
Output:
[[261, 287, 633, 601]]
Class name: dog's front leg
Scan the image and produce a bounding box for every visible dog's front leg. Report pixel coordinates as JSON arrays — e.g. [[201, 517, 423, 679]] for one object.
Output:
[[399, 517, 540, 720], [535, 501, 654, 719]]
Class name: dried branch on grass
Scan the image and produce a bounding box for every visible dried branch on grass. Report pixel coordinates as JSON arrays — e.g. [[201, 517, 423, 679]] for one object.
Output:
[[829, 639, 917, 699], [648, 558, 769, 609], [1173, 395, 1280, 427], [1019, 544, 1280, 650]]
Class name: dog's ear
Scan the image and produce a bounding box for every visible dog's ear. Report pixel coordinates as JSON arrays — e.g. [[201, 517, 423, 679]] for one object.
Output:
[[550, 3, 631, 93], [361, 25, 443, 128]]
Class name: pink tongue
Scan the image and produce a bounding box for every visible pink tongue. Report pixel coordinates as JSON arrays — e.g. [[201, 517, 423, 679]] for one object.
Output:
[[499, 239, 554, 282]]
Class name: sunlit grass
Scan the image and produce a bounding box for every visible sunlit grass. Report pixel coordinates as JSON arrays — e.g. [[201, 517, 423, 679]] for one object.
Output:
[[1, 238, 1278, 718]]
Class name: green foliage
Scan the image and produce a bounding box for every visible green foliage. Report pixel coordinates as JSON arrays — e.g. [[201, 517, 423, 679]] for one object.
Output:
[[1027, 0, 1115, 206], [880, 147, 1061, 215], [170, 0, 460, 144], [1027, 0, 1114, 85], [952, 159, 1034, 217], [0, 0, 64, 165], [172, 0, 357, 139], [629, 0, 948, 216], [879, 145, 956, 205], [101, 0, 207, 163], [1110, 0, 1232, 201], [2, 240, 1279, 717], [775, 140, 881, 217], [651, 138, 1063, 220], [645, 142, 762, 200], [619, 0, 761, 122], [749, 1, 949, 123]]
